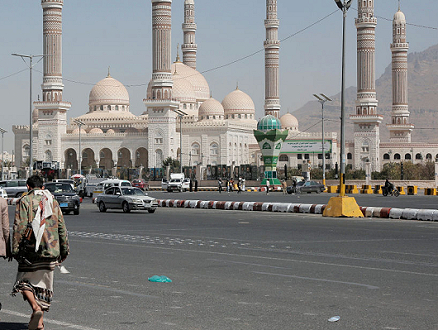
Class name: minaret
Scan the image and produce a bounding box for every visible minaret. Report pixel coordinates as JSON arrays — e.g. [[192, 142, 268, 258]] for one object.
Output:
[[350, 0, 383, 171], [181, 0, 197, 69], [264, 0, 281, 119], [387, 4, 414, 142], [35, 0, 71, 167], [144, 0, 179, 170]]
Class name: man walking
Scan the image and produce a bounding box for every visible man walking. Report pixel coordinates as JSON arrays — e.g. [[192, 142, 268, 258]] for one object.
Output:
[[11, 175, 69, 330]]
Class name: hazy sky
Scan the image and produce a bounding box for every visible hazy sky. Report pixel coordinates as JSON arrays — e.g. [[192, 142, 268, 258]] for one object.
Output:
[[1, 0, 437, 152]]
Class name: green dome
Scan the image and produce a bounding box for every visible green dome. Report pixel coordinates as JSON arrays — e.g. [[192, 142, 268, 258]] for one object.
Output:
[[257, 115, 282, 131]]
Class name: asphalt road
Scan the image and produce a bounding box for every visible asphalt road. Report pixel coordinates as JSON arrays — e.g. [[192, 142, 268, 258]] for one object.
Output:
[[0, 199, 437, 330]]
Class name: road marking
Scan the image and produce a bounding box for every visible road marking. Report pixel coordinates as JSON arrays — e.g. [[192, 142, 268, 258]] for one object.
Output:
[[253, 271, 379, 289], [1, 309, 100, 330]]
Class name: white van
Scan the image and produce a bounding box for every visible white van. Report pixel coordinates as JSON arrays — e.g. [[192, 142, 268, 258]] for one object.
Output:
[[92, 179, 131, 197]]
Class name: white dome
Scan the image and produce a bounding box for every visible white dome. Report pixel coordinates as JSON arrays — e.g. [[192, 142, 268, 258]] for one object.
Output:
[[394, 9, 406, 23], [72, 127, 87, 135], [89, 127, 104, 134], [89, 74, 129, 107], [222, 87, 255, 117], [171, 61, 210, 101], [106, 129, 115, 134], [280, 113, 299, 130], [198, 97, 224, 120]]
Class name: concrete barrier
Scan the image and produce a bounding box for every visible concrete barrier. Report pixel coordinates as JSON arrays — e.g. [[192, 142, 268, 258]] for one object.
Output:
[[401, 208, 419, 220], [417, 209, 438, 221], [407, 186, 418, 195], [326, 185, 338, 193], [360, 185, 373, 194], [374, 185, 383, 194], [389, 208, 404, 219], [397, 186, 406, 195], [424, 188, 437, 195], [345, 185, 359, 194]]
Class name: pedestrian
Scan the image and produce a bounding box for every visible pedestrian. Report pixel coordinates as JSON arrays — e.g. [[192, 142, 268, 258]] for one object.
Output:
[[218, 178, 222, 193], [11, 175, 69, 330], [266, 179, 270, 194], [194, 178, 198, 192], [0, 195, 12, 312], [237, 178, 241, 194], [281, 179, 287, 195], [189, 178, 193, 192]]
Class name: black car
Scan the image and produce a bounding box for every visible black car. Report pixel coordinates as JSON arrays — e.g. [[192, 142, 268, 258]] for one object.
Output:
[[287, 180, 325, 194], [44, 182, 81, 215]]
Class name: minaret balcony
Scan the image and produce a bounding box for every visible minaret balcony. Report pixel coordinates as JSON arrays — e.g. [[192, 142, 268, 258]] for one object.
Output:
[[386, 123, 414, 130], [350, 114, 383, 123], [34, 101, 71, 111]]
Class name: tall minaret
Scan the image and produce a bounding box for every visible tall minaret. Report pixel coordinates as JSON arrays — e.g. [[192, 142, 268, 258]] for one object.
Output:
[[350, 0, 383, 171], [264, 0, 280, 119], [181, 0, 197, 69], [35, 0, 71, 167], [144, 0, 179, 169], [387, 4, 414, 142]]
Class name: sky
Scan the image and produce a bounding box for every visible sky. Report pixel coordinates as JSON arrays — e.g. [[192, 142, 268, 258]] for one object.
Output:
[[1, 0, 437, 153]]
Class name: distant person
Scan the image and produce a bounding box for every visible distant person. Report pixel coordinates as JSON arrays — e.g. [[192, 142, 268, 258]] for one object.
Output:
[[266, 179, 270, 195], [281, 179, 287, 195], [237, 178, 242, 194], [384, 178, 394, 194], [218, 178, 223, 193], [194, 179, 198, 192], [11, 175, 69, 330]]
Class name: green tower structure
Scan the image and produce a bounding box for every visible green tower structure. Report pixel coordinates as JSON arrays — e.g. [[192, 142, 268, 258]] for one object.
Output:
[[254, 115, 288, 186]]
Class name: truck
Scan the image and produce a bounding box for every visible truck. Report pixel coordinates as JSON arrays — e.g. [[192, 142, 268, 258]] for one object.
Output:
[[166, 173, 190, 192]]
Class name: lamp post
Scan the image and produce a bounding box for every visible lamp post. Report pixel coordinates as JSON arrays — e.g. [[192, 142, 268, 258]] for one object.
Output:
[[333, 0, 351, 197], [313, 93, 332, 187], [74, 119, 86, 175], [12, 53, 44, 178], [0, 128, 6, 180], [172, 109, 188, 173]]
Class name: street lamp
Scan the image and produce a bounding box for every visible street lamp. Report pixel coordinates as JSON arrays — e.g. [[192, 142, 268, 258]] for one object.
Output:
[[74, 119, 86, 175], [0, 128, 6, 180], [172, 109, 188, 173], [12, 53, 44, 178], [333, 0, 351, 197], [313, 93, 332, 187]]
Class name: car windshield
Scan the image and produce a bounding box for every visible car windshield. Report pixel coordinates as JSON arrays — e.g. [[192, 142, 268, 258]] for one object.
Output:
[[170, 179, 181, 183], [45, 183, 74, 193], [121, 182, 131, 187], [121, 188, 146, 196]]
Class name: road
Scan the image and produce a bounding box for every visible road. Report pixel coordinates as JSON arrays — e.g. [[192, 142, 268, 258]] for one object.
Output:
[[0, 198, 437, 330]]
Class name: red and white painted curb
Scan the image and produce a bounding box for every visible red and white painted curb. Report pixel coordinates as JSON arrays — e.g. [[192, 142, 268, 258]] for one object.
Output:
[[5, 197, 438, 221], [156, 199, 438, 221]]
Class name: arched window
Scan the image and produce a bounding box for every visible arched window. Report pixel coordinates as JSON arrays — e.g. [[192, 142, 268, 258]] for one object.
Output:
[[210, 143, 218, 156], [44, 150, 52, 162], [394, 153, 401, 160], [426, 153, 432, 160], [383, 153, 390, 160], [279, 154, 288, 161], [191, 143, 200, 156], [347, 153, 352, 160], [155, 149, 163, 168], [404, 153, 411, 160], [415, 153, 422, 160]]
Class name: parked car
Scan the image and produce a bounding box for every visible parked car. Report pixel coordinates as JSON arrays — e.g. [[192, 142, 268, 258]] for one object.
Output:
[[96, 186, 158, 213], [44, 182, 81, 215], [161, 178, 168, 190], [92, 179, 132, 197], [287, 180, 325, 194], [0, 187, 7, 198], [131, 179, 149, 191], [0, 180, 28, 198]]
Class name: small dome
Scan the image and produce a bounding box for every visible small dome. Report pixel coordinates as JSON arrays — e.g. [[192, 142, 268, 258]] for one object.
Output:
[[89, 127, 104, 134], [394, 9, 406, 23], [198, 97, 224, 120], [280, 113, 299, 130], [222, 88, 255, 117], [72, 127, 87, 135], [106, 129, 115, 134], [257, 115, 282, 131], [89, 74, 129, 107]]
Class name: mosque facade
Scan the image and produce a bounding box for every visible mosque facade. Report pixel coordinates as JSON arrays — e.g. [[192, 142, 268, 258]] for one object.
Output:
[[12, 0, 438, 180]]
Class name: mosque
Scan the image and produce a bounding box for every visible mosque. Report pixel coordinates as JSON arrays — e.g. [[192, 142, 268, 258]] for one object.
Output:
[[12, 0, 438, 181]]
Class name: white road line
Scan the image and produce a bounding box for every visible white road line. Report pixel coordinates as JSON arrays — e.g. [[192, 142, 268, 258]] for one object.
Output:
[[1, 309, 100, 330]]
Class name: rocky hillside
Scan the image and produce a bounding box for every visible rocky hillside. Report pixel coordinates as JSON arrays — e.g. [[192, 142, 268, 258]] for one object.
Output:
[[292, 44, 438, 143]]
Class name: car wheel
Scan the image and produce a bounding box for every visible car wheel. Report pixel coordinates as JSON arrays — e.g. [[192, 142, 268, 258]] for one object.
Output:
[[148, 209, 156, 213], [99, 202, 106, 212], [122, 202, 131, 213], [316, 189, 321, 194]]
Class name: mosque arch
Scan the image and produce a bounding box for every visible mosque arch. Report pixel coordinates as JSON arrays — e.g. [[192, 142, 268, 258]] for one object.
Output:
[[415, 153, 422, 160], [155, 149, 163, 168], [44, 150, 52, 162], [22, 144, 30, 164], [117, 147, 132, 168], [404, 153, 411, 160], [81, 148, 96, 169], [383, 153, 390, 160], [426, 153, 432, 160], [99, 148, 113, 169], [279, 154, 289, 161], [65, 148, 78, 170], [135, 147, 148, 167], [394, 153, 401, 160]]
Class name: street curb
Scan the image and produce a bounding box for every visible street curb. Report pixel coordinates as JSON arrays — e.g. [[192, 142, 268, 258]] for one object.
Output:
[[156, 199, 438, 221], [6, 197, 438, 221]]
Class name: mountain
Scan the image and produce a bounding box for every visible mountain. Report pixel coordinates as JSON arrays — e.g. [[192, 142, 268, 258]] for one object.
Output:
[[292, 44, 438, 143]]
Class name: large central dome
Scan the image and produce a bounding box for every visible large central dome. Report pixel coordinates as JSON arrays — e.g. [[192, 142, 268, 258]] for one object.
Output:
[[89, 74, 130, 107]]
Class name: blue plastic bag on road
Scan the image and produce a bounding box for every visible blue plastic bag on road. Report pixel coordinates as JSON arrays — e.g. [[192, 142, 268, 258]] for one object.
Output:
[[148, 275, 172, 283]]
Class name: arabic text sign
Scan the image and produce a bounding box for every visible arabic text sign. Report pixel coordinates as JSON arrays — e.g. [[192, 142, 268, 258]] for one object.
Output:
[[281, 140, 332, 153]]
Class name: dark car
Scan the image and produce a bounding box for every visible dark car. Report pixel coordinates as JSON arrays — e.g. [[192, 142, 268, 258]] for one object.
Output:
[[287, 180, 325, 194], [131, 179, 149, 191], [44, 182, 81, 215]]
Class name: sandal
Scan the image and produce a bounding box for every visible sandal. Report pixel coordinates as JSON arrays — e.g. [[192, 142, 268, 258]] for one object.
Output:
[[28, 310, 43, 330]]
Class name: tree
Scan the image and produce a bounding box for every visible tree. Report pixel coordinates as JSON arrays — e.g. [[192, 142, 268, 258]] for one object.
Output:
[[162, 157, 180, 172]]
